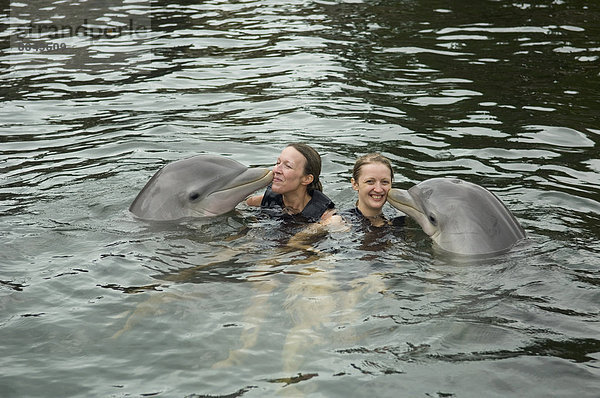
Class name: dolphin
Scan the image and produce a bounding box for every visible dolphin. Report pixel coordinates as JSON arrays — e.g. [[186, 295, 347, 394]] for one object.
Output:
[[130, 155, 273, 221], [387, 178, 526, 255]]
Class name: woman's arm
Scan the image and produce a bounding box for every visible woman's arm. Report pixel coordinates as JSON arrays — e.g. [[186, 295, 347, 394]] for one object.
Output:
[[320, 209, 346, 230], [246, 195, 263, 207]]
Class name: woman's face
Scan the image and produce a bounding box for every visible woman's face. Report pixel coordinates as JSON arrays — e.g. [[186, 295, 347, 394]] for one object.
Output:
[[271, 146, 312, 194], [352, 162, 392, 214]]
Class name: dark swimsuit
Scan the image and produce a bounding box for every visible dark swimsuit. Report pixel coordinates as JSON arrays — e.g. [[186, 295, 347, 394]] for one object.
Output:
[[260, 185, 335, 223], [341, 207, 405, 229], [340, 207, 406, 253]]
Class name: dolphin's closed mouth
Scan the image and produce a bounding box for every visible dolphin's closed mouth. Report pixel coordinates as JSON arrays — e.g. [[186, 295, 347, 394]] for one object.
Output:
[[130, 155, 274, 221], [387, 189, 421, 215], [212, 169, 273, 194], [388, 178, 526, 255]]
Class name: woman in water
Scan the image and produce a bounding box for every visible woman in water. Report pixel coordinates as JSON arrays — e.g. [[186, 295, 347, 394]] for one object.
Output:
[[344, 152, 404, 228], [246, 143, 336, 222], [214, 152, 399, 372], [213, 144, 337, 370]]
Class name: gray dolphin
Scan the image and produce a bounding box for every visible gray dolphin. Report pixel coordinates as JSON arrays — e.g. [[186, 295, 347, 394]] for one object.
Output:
[[387, 178, 526, 255], [130, 155, 273, 221]]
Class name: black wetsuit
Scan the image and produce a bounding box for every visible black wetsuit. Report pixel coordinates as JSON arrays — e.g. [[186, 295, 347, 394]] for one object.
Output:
[[340, 207, 405, 252], [260, 185, 335, 223], [341, 207, 405, 229]]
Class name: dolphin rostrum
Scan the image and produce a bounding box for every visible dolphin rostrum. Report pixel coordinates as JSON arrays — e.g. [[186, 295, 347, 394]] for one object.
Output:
[[130, 155, 273, 221], [387, 178, 526, 255]]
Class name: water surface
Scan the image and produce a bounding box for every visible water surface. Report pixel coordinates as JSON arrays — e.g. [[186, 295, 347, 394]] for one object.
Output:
[[1, 0, 599, 397]]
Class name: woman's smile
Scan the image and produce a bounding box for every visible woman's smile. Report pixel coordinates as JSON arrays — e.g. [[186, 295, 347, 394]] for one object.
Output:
[[352, 162, 392, 218]]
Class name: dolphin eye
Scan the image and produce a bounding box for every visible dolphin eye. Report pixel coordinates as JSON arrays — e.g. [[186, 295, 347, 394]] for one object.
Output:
[[189, 192, 200, 201], [428, 214, 437, 226]]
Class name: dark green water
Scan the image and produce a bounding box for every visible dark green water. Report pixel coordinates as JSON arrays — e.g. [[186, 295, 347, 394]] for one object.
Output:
[[1, 0, 599, 397]]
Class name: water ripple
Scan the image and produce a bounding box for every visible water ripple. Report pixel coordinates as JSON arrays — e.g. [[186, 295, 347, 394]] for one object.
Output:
[[2, 0, 600, 396]]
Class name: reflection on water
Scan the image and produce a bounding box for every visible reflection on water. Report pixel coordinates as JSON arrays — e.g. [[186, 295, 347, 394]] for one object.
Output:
[[1, 0, 599, 396]]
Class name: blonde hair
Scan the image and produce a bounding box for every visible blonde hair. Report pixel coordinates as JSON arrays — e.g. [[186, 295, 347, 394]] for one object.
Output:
[[352, 153, 394, 181]]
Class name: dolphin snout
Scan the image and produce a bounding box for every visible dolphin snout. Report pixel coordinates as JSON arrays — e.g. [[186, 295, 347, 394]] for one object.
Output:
[[387, 188, 413, 211], [387, 188, 438, 237]]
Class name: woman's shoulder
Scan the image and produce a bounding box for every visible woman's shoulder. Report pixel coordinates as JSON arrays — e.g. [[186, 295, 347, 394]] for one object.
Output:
[[340, 207, 405, 227], [260, 185, 283, 208], [339, 207, 367, 224], [309, 189, 334, 205], [301, 189, 335, 222], [341, 207, 362, 217]]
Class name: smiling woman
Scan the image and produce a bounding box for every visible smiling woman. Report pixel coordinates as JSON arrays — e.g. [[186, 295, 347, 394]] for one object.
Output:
[[246, 143, 335, 223], [343, 153, 404, 228], [2, 0, 599, 396]]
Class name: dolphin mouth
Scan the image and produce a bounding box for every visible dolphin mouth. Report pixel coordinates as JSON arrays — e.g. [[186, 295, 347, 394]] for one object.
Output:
[[387, 192, 416, 214], [387, 188, 437, 237], [387, 188, 421, 216], [194, 169, 273, 217], [212, 169, 273, 195]]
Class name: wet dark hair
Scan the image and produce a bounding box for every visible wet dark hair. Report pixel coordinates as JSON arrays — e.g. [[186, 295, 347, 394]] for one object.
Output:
[[287, 143, 323, 192], [352, 153, 394, 182]]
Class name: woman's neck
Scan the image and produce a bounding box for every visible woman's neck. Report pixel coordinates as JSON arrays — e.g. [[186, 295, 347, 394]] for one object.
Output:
[[357, 201, 385, 226], [282, 189, 311, 214]]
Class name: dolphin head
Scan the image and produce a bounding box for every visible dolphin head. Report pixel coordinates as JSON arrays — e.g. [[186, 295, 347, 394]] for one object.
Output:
[[129, 155, 273, 221], [387, 178, 526, 255]]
